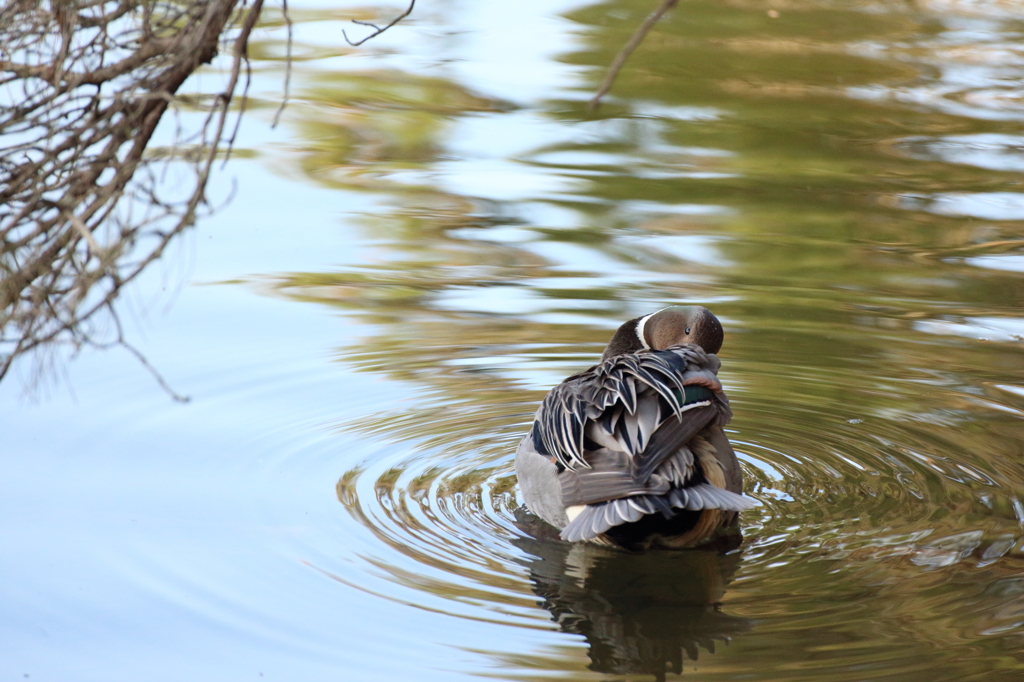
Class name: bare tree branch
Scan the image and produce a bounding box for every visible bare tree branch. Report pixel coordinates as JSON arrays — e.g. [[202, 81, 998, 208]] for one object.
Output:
[[0, 0, 266, 395], [342, 0, 415, 47], [589, 0, 680, 111]]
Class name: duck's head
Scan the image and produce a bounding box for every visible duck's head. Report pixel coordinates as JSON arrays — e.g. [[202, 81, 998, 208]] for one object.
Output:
[[602, 305, 723, 361]]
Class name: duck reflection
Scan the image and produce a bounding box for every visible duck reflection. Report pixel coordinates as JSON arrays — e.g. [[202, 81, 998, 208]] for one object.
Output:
[[512, 511, 751, 680]]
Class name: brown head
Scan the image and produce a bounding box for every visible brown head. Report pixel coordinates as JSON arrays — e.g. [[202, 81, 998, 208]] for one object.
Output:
[[601, 305, 724, 361]]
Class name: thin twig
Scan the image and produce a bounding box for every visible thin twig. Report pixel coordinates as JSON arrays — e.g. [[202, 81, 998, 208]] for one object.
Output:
[[222, 51, 252, 166], [64, 210, 104, 256], [589, 0, 680, 111], [342, 0, 414, 47], [222, 0, 263, 165], [211, 0, 260, 166], [271, 0, 292, 128], [118, 337, 191, 403]]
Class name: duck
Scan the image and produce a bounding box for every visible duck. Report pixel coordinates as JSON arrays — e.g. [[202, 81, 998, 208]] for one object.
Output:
[[515, 305, 755, 550]]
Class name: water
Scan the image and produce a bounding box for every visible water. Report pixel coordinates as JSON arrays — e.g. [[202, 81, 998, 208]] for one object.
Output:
[[4, 0, 1024, 679]]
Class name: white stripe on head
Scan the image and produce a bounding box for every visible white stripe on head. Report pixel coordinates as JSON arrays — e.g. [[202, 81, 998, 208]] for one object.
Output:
[[635, 306, 671, 351], [635, 314, 653, 350]]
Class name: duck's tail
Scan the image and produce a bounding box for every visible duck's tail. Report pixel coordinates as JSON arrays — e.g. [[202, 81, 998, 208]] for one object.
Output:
[[559, 484, 756, 543]]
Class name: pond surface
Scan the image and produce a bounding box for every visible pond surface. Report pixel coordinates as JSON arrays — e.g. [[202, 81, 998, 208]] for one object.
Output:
[[4, 0, 1024, 679]]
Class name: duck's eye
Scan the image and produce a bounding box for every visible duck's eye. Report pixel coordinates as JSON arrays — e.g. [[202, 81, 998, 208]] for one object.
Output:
[[685, 326, 691, 334]]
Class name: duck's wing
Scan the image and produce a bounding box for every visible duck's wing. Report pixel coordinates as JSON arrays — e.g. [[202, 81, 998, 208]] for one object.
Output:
[[533, 345, 730, 482], [557, 417, 714, 507]]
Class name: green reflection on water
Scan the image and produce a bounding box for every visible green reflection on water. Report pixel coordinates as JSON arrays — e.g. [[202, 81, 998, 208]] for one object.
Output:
[[253, 0, 1024, 677]]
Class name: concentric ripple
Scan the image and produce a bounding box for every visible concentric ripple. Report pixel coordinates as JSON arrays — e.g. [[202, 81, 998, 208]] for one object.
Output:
[[327, 426, 543, 629], [315, 322, 1024, 677], [330, 424, 761, 676]]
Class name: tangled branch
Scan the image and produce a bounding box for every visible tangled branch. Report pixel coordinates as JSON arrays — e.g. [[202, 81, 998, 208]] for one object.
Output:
[[0, 0, 265, 393]]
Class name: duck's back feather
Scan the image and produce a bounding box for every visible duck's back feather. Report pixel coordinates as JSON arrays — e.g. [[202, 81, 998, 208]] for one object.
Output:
[[533, 346, 723, 472], [521, 344, 754, 544]]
